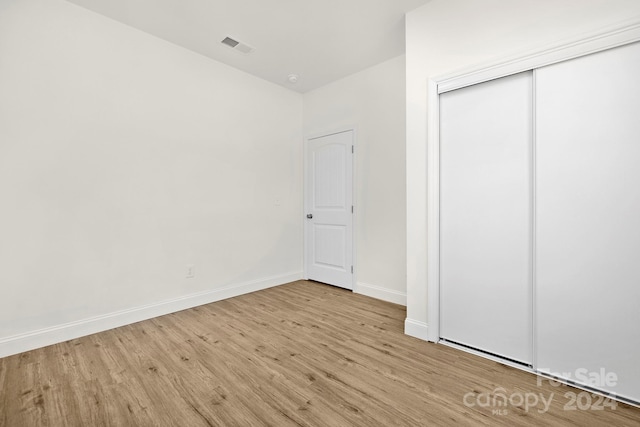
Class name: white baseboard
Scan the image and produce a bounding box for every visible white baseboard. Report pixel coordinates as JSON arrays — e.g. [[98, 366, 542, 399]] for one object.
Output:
[[0, 271, 303, 359], [354, 281, 407, 306], [404, 318, 430, 342]]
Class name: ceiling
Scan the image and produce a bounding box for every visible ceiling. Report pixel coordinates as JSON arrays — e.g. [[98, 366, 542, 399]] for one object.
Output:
[[66, 0, 431, 93]]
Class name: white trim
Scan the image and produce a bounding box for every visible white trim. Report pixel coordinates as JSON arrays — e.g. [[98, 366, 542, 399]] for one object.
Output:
[[426, 18, 640, 346], [303, 126, 357, 290], [355, 282, 406, 306], [351, 127, 358, 291], [426, 78, 441, 343], [303, 131, 308, 281], [404, 318, 429, 341], [436, 17, 640, 94], [0, 271, 302, 358]]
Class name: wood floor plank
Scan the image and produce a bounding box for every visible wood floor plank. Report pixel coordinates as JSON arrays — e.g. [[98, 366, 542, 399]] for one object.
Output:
[[1, 280, 639, 426]]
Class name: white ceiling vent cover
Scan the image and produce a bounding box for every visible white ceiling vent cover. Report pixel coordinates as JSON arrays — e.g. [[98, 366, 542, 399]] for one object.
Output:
[[221, 36, 254, 54]]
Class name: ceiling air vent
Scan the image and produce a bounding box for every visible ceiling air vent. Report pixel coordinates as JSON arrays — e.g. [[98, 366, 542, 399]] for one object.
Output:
[[221, 36, 254, 54]]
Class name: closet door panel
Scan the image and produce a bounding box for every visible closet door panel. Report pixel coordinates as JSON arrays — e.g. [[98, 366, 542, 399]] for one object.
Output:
[[536, 41, 640, 402], [440, 72, 533, 364]]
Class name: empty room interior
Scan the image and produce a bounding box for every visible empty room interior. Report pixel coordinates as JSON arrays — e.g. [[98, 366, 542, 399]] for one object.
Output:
[[2, 0, 640, 425]]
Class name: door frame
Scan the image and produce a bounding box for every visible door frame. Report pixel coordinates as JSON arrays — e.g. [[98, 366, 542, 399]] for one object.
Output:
[[303, 127, 357, 290], [425, 19, 640, 344]]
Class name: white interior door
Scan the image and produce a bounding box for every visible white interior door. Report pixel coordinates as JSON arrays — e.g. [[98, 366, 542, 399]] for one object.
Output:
[[304, 130, 353, 290], [536, 41, 640, 402], [439, 72, 533, 365]]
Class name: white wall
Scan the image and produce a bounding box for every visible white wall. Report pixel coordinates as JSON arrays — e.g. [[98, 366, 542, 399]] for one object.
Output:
[[303, 56, 407, 305], [405, 0, 640, 340], [0, 0, 303, 356]]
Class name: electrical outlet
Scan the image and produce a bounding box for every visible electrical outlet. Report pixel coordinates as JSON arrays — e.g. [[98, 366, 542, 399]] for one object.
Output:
[[186, 264, 195, 278]]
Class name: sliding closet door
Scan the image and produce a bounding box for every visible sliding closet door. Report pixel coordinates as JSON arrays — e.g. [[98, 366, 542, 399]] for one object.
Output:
[[440, 72, 533, 364], [536, 42, 640, 402]]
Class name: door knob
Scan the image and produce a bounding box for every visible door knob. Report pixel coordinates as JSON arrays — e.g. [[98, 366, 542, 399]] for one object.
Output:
[[307, 214, 313, 219]]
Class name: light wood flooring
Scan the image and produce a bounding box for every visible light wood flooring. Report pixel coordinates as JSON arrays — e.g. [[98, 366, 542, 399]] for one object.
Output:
[[1, 280, 638, 426]]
